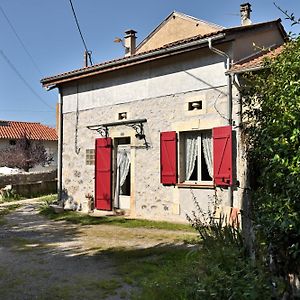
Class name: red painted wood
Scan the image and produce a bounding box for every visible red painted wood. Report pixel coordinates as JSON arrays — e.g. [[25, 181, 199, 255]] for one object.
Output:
[[95, 138, 112, 210], [160, 131, 177, 185], [213, 126, 233, 186]]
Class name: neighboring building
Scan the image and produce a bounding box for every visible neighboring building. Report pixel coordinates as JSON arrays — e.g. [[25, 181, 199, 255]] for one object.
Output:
[[0, 120, 58, 169], [41, 5, 287, 221]]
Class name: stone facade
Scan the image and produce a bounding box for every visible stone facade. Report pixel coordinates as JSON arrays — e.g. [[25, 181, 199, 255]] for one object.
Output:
[[60, 47, 245, 222], [43, 15, 286, 222]]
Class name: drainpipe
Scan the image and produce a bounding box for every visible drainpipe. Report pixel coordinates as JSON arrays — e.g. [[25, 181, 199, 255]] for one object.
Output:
[[232, 76, 242, 127], [57, 88, 63, 204], [208, 38, 233, 207]]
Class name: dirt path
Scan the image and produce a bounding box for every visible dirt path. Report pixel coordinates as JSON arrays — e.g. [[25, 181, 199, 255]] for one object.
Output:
[[0, 200, 195, 299]]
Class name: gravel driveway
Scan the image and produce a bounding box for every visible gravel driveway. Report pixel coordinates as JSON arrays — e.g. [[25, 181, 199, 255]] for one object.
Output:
[[0, 199, 195, 299]]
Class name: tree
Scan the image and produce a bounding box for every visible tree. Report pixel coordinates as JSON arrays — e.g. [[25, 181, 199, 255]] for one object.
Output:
[[242, 36, 300, 297], [0, 135, 52, 172]]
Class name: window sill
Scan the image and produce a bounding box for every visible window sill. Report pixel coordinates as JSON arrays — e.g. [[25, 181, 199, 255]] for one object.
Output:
[[177, 182, 215, 189]]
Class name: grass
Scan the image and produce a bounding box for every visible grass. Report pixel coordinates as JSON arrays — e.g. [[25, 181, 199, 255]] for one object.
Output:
[[39, 205, 194, 232], [0, 204, 20, 215], [34, 194, 57, 202], [101, 245, 200, 300], [0, 193, 57, 204]]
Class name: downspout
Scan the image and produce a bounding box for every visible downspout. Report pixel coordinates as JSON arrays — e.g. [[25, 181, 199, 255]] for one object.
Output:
[[57, 88, 63, 204], [208, 38, 233, 207]]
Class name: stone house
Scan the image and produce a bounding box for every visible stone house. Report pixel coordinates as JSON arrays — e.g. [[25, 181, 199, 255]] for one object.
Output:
[[41, 5, 287, 222], [0, 120, 58, 170]]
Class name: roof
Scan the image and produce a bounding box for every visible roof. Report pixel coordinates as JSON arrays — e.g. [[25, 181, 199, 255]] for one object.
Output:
[[41, 19, 286, 87], [0, 120, 58, 141], [228, 44, 285, 74]]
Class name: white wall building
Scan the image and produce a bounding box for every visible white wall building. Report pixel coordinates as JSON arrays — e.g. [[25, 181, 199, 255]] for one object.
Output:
[[41, 8, 286, 222]]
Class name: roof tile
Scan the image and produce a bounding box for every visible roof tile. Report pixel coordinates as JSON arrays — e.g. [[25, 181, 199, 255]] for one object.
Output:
[[0, 121, 58, 141], [229, 45, 285, 73]]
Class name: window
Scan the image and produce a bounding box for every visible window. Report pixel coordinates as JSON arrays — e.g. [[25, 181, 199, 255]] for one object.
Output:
[[86, 149, 95, 165], [9, 140, 16, 146], [182, 131, 213, 183]]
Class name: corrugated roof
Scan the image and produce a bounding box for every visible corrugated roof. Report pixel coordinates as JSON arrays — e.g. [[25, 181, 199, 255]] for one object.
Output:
[[0, 120, 58, 141], [229, 44, 285, 73], [41, 19, 285, 87]]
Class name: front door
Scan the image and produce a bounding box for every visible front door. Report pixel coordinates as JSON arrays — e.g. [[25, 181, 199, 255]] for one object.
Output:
[[114, 144, 131, 209]]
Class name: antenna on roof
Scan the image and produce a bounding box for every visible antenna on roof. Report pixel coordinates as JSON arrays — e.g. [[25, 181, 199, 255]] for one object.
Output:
[[68, 0, 93, 67]]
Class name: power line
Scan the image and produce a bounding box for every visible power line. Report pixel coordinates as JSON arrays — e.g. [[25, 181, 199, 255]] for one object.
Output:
[[0, 50, 54, 110], [0, 4, 43, 76], [68, 0, 93, 66], [1, 109, 54, 113]]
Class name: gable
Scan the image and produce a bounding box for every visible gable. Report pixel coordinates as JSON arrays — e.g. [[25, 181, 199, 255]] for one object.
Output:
[[136, 11, 223, 54]]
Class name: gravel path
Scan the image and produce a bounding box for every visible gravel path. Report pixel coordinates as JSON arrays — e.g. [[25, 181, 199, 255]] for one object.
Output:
[[0, 200, 195, 299]]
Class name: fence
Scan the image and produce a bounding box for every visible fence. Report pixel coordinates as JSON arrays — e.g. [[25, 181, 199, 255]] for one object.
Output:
[[0, 170, 57, 197]]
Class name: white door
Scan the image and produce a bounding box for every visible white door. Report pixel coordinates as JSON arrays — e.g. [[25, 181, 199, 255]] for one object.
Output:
[[114, 145, 131, 209]]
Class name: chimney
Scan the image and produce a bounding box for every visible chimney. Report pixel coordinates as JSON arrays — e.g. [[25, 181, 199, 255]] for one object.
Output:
[[124, 29, 137, 57], [240, 3, 252, 26]]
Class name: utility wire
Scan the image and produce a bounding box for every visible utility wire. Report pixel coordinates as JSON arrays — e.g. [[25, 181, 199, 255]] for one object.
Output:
[[68, 0, 93, 66], [1, 109, 54, 112], [0, 4, 43, 76], [0, 50, 54, 110]]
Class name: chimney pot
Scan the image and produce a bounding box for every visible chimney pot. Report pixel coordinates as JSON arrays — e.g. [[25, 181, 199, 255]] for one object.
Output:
[[124, 29, 137, 57], [240, 3, 252, 26]]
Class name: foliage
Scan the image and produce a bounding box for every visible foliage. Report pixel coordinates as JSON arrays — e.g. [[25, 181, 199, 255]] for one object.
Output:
[[185, 200, 273, 300], [0, 188, 22, 202], [242, 37, 300, 292], [0, 135, 52, 171]]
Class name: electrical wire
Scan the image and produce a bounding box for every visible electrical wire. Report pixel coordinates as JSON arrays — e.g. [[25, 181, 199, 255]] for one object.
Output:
[[0, 4, 43, 76], [1, 109, 54, 112], [0, 50, 54, 110], [68, 0, 93, 66]]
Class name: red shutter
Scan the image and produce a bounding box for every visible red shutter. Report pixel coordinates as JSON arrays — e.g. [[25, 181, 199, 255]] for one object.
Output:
[[213, 126, 233, 186], [160, 131, 177, 185], [95, 137, 112, 210]]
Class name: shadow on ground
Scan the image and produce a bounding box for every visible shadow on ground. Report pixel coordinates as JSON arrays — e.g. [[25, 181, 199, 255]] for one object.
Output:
[[0, 202, 195, 300]]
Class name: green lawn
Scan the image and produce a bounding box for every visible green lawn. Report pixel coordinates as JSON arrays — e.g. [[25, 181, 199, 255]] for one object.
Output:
[[39, 205, 194, 232]]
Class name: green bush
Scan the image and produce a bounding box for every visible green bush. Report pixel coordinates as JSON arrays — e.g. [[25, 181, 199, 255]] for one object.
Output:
[[242, 37, 300, 294], [185, 200, 273, 300]]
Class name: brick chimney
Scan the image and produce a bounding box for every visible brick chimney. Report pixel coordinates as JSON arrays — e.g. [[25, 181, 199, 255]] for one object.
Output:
[[240, 3, 252, 26], [124, 29, 137, 57]]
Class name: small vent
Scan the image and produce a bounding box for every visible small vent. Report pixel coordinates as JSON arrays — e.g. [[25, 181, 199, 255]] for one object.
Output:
[[188, 101, 202, 111], [118, 112, 127, 120]]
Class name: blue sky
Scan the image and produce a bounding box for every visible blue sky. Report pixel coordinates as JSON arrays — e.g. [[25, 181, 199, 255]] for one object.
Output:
[[0, 0, 299, 127]]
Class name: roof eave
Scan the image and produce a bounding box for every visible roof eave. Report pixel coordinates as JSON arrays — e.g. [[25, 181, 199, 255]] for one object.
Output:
[[41, 33, 226, 88]]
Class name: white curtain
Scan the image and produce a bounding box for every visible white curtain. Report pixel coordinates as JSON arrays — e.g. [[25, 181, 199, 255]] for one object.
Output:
[[114, 147, 130, 208], [185, 136, 198, 180], [202, 132, 213, 178]]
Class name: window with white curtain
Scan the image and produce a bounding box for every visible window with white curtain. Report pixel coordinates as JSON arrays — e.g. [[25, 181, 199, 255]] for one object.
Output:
[[182, 130, 213, 183]]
